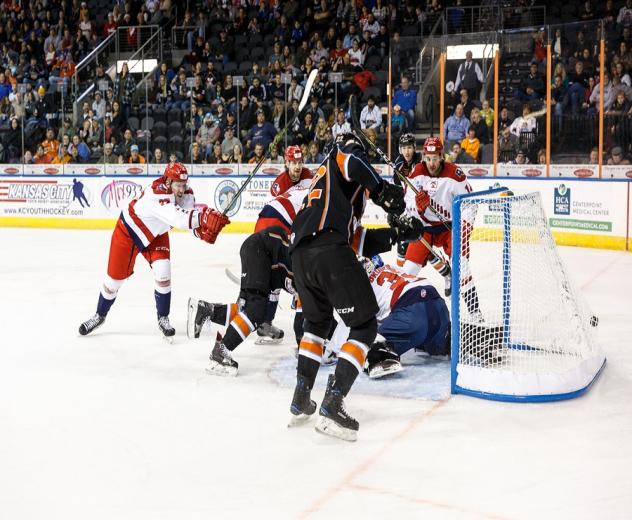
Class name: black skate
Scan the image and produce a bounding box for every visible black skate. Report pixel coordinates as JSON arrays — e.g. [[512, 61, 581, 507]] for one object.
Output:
[[206, 336, 238, 377], [158, 315, 175, 343], [255, 321, 284, 345], [365, 343, 403, 379], [186, 297, 214, 339], [315, 375, 359, 442], [288, 375, 317, 427], [78, 313, 106, 336]]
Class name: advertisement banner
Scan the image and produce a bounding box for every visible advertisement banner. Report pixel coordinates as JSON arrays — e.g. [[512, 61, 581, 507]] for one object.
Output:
[[496, 164, 546, 178], [549, 164, 598, 178], [603, 165, 632, 180], [462, 164, 493, 177]]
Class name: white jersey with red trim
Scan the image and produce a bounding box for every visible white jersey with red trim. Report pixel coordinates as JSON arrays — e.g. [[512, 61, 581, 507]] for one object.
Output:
[[258, 183, 309, 231], [405, 161, 472, 226], [367, 264, 432, 321], [121, 177, 197, 249]]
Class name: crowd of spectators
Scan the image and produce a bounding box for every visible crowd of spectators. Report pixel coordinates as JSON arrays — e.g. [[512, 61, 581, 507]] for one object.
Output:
[[0, 0, 437, 165]]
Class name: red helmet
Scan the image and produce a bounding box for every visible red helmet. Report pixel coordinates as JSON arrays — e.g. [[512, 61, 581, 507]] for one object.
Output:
[[163, 162, 189, 182], [423, 137, 443, 155], [284, 145, 303, 163]]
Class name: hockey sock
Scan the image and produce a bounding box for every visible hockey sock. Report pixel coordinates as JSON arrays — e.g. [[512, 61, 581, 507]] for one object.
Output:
[[96, 294, 115, 316], [336, 340, 369, 396], [297, 333, 325, 386], [223, 311, 255, 351], [154, 290, 171, 317], [429, 254, 451, 277]]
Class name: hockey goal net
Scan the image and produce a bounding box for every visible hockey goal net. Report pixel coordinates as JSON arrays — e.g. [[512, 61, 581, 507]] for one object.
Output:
[[451, 188, 605, 402]]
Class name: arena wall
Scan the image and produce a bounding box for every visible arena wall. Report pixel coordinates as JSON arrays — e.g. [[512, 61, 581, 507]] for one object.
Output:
[[1, 165, 630, 251]]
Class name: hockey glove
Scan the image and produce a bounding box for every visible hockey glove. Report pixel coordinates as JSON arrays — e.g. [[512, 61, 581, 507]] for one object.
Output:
[[371, 181, 405, 215], [388, 213, 424, 243], [415, 189, 431, 213], [196, 208, 231, 244]]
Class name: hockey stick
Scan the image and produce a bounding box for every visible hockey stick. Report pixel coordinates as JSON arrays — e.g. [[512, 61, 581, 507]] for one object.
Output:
[[223, 69, 319, 215], [348, 95, 452, 231], [348, 96, 450, 267]]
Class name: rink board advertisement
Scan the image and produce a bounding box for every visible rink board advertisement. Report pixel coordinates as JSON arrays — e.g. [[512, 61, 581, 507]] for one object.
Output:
[[0, 169, 630, 250]]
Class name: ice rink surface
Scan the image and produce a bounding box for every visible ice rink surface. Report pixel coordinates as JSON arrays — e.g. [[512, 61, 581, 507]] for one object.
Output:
[[1, 228, 631, 520]]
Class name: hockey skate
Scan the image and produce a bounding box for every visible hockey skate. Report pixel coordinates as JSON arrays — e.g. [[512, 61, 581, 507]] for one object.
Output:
[[78, 313, 106, 336], [186, 297, 213, 339], [158, 315, 175, 343], [254, 321, 284, 345], [315, 375, 359, 442], [288, 375, 317, 427], [206, 336, 238, 377], [365, 343, 403, 379]]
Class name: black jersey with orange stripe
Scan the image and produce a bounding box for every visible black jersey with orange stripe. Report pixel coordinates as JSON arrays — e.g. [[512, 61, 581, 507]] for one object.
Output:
[[289, 145, 383, 252]]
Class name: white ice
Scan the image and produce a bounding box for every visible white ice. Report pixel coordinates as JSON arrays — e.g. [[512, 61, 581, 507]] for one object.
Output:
[[1, 228, 631, 520]]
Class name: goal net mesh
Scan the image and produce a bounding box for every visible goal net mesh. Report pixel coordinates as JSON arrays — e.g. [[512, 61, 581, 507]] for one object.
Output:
[[453, 190, 605, 400]]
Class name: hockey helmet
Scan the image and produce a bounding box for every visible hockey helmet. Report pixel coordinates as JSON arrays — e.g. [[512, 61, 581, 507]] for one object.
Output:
[[335, 131, 366, 154], [422, 136, 443, 155], [284, 145, 303, 163], [398, 133, 416, 148], [163, 162, 189, 182]]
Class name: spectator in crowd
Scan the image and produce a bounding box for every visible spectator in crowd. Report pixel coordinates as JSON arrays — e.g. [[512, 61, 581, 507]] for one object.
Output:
[[391, 104, 407, 133], [92, 91, 106, 121], [153, 148, 164, 164], [268, 144, 284, 164], [458, 88, 475, 119], [113, 62, 135, 121], [314, 117, 332, 150], [454, 50, 483, 100], [296, 112, 316, 143], [588, 74, 614, 114], [360, 95, 382, 131], [72, 134, 91, 162], [537, 148, 546, 165], [197, 113, 221, 158], [515, 62, 545, 104], [41, 127, 60, 161], [392, 76, 417, 129], [551, 74, 568, 129], [230, 143, 244, 164], [498, 126, 519, 159], [221, 126, 241, 158], [444, 103, 470, 146], [331, 109, 351, 138], [618, 0, 632, 27], [589, 147, 599, 164], [208, 141, 225, 164], [461, 127, 480, 162], [607, 145, 630, 164], [246, 109, 277, 152], [448, 141, 474, 164], [509, 105, 537, 138], [248, 142, 266, 164], [188, 141, 205, 164], [305, 141, 324, 164], [468, 108, 488, 144], [102, 142, 119, 164], [566, 60, 591, 113], [498, 106, 513, 132], [511, 149, 530, 165], [531, 29, 547, 63]]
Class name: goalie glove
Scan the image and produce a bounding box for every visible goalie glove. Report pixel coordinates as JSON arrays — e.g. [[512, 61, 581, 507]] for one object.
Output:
[[370, 181, 405, 215], [415, 189, 431, 213], [388, 213, 424, 243], [195, 208, 230, 243]]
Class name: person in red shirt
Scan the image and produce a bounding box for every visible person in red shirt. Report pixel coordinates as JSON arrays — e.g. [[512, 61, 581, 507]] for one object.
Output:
[[270, 145, 313, 197]]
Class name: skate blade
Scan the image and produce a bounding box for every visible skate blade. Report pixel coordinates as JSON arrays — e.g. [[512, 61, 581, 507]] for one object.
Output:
[[368, 362, 404, 379], [162, 334, 175, 345], [186, 297, 199, 339], [205, 361, 238, 377], [314, 416, 357, 442], [254, 337, 283, 345], [288, 412, 315, 428]]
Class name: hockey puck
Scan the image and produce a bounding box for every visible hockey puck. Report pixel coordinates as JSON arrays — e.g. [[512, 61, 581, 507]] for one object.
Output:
[[590, 315, 599, 327]]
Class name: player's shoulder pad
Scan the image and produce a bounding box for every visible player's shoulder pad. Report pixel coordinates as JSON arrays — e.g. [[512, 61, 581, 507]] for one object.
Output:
[[441, 162, 467, 182]]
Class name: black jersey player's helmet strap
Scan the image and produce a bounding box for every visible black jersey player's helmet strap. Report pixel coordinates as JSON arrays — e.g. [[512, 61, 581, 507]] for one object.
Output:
[[334, 131, 366, 155]]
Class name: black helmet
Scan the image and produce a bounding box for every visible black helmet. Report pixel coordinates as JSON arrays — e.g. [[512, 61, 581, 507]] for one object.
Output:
[[399, 133, 415, 147], [334, 131, 366, 153]]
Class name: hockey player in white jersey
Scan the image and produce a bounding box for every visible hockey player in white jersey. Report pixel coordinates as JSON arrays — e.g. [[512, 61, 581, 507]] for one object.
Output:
[[328, 255, 451, 378], [78, 162, 230, 340], [402, 136, 473, 297]]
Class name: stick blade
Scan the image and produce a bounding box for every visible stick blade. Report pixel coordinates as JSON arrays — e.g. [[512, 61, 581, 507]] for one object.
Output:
[[298, 69, 319, 112]]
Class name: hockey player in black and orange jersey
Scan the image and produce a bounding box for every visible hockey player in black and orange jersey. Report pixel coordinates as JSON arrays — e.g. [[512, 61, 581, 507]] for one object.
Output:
[[270, 145, 313, 197], [288, 132, 423, 441], [393, 133, 422, 267], [402, 136, 473, 297], [186, 226, 294, 376]]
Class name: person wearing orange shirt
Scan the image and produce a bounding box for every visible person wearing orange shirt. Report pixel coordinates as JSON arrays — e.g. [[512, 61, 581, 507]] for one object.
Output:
[[128, 144, 146, 164], [460, 127, 480, 162], [41, 128, 60, 161]]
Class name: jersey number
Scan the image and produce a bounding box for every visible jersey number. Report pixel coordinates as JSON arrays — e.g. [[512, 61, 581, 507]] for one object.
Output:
[[305, 165, 326, 208]]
